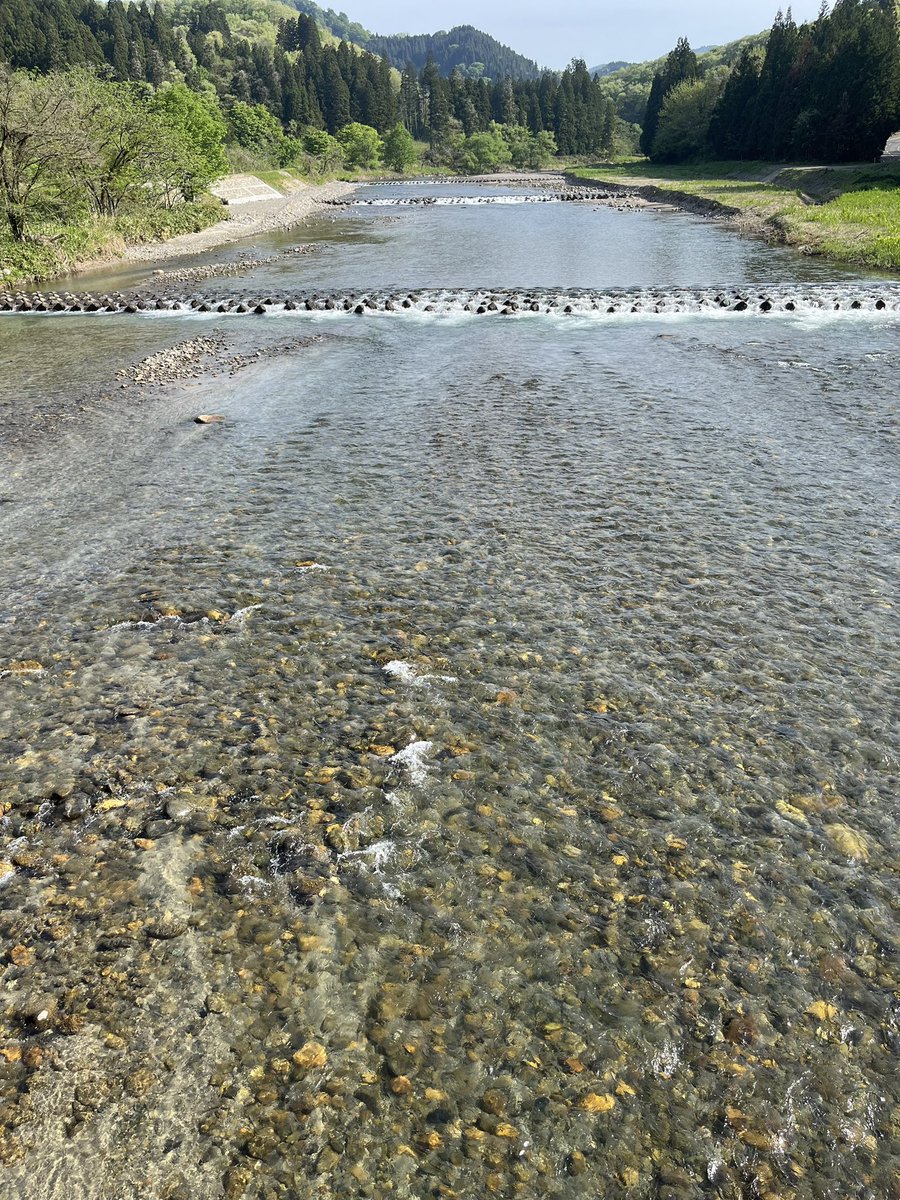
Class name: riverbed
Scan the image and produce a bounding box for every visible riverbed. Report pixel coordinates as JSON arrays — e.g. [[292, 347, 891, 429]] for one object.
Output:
[[0, 181, 897, 1200]]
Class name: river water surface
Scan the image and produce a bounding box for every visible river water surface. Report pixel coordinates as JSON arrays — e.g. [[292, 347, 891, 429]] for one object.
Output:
[[0, 182, 898, 1200]]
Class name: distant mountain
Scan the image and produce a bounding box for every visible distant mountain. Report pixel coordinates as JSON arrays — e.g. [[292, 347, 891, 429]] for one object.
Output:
[[366, 25, 542, 80], [286, 7, 542, 80], [590, 61, 632, 78]]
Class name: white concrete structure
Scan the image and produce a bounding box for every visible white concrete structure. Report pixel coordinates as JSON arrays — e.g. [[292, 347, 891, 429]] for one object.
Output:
[[210, 174, 284, 206]]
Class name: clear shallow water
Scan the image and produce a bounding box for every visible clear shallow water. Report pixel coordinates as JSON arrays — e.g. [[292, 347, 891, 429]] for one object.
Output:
[[0, 184, 898, 1200], [73, 181, 887, 295]]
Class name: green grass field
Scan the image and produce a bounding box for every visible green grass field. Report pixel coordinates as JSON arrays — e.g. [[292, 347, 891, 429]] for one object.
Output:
[[571, 160, 900, 270]]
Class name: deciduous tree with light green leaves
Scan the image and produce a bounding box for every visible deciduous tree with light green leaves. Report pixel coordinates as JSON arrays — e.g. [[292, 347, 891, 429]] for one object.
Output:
[[651, 71, 727, 164], [337, 122, 382, 169], [0, 67, 86, 240], [381, 124, 418, 173], [457, 124, 510, 173], [504, 125, 558, 169], [227, 100, 284, 155], [150, 83, 228, 198], [66, 72, 218, 217], [301, 127, 343, 171]]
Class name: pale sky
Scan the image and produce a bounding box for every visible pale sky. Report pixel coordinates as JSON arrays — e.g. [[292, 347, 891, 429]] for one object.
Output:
[[350, 1, 826, 68]]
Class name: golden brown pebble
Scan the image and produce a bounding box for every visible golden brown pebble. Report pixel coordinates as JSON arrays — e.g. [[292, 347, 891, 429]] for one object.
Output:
[[579, 1093, 616, 1113], [806, 1001, 839, 1021], [293, 1042, 328, 1070]]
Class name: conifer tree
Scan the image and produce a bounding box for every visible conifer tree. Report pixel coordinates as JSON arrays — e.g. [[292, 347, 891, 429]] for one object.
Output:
[[708, 47, 762, 158], [640, 38, 699, 156]]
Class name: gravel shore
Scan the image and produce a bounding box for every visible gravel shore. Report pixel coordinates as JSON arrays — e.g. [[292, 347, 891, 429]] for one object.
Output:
[[122, 179, 356, 265]]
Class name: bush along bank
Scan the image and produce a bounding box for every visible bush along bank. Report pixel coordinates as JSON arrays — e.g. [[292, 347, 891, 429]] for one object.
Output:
[[0, 202, 225, 288], [0, 68, 231, 286]]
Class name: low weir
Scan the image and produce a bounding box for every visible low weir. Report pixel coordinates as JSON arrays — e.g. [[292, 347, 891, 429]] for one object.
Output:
[[323, 191, 637, 206], [4, 284, 900, 317]]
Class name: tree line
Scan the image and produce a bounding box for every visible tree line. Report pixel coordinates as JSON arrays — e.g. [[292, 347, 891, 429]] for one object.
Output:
[[642, 1, 900, 164], [397, 55, 624, 158], [0, 0, 629, 162], [0, 0, 399, 135]]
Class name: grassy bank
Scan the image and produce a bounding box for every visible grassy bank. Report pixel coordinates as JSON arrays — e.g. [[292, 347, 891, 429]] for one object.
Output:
[[251, 166, 394, 192], [0, 199, 225, 289], [570, 160, 900, 271]]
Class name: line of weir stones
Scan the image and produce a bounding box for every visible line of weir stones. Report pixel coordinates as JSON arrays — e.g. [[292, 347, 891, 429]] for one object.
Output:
[[3, 286, 900, 316], [324, 190, 638, 206]]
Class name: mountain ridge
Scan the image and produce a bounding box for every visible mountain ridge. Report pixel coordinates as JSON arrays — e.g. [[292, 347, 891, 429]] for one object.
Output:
[[365, 24, 542, 80]]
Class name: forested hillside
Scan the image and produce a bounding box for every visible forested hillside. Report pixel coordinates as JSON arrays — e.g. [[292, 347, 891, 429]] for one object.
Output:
[[0, 0, 631, 164], [367, 25, 541, 80], [590, 62, 631, 79], [288, 0, 370, 47], [598, 34, 767, 125], [642, 0, 900, 164], [287, 7, 542, 81], [0, 0, 396, 130]]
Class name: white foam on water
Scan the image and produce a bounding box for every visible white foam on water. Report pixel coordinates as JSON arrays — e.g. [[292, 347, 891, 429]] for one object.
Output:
[[390, 740, 434, 786], [651, 1041, 681, 1079], [383, 660, 457, 687], [228, 603, 263, 625], [383, 660, 418, 683], [234, 873, 274, 897], [707, 1159, 727, 1185], [338, 839, 402, 898], [346, 195, 560, 206], [339, 838, 396, 871]]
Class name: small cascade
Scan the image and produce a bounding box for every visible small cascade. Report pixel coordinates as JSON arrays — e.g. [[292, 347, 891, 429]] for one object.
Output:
[[325, 191, 636, 206], [3, 284, 900, 318]]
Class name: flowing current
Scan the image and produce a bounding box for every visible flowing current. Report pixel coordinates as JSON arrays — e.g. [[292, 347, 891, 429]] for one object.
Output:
[[0, 180, 897, 1200]]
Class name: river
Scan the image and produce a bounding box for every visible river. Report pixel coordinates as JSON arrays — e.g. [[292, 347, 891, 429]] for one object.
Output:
[[0, 180, 897, 1200]]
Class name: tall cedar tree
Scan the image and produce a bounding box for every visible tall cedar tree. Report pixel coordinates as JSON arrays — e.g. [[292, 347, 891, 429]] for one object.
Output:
[[640, 37, 699, 156], [704, 0, 900, 162]]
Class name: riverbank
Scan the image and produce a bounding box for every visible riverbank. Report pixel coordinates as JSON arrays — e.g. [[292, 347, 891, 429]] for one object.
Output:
[[569, 161, 900, 272], [120, 178, 356, 266], [0, 201, 225, 290], [0, 178, 357, 288]]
